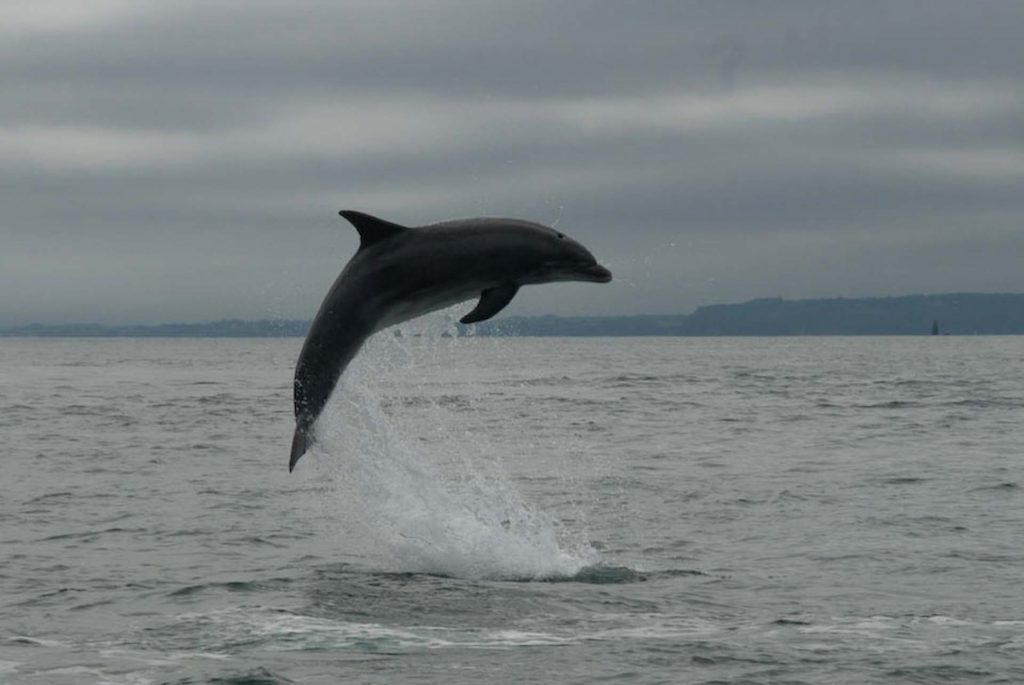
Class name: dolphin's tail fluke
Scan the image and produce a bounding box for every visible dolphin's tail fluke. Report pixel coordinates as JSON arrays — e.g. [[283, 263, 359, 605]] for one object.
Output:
[[289, 423, 310, 472]]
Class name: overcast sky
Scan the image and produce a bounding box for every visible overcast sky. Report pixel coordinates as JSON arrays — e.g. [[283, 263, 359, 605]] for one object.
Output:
[[3, 1, 1023, 326]]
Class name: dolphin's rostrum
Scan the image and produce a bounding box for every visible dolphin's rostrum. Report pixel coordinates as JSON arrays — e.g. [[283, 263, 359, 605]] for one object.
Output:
[[290, 210, 612, 471]]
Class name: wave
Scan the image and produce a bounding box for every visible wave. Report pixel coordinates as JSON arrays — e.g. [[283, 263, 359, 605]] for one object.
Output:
[[301, 310, 599, 581]]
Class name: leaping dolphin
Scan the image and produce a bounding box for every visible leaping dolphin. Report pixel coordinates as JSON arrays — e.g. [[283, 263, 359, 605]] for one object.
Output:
[[289, 210, 612, 471]]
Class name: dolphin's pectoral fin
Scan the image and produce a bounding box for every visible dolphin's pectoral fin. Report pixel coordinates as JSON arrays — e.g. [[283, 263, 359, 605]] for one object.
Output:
[[460, 284, 519, 324]]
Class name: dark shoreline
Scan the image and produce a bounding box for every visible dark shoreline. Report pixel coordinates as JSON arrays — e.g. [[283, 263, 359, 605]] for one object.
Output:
[[3, 293, 1023, 338]]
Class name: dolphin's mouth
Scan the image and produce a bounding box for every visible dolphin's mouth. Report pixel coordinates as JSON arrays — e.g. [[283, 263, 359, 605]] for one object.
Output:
[[578, 263, 613, 283]]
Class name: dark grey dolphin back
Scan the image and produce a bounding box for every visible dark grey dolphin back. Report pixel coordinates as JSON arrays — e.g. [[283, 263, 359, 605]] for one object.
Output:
[[339, 210, 408, 250]]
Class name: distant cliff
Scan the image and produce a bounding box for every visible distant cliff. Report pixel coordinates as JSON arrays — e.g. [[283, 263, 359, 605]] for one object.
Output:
[[677, 293, 1024, 336], [3, 293, 1023, 337]]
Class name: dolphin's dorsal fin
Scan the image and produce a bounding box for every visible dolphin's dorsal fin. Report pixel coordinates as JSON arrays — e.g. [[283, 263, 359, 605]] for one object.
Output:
[[339, 210, 407, 249], [460, 283, 519, 324]]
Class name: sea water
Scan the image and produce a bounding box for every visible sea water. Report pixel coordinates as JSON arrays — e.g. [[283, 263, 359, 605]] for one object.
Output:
[[2, 321, 1023, 683]]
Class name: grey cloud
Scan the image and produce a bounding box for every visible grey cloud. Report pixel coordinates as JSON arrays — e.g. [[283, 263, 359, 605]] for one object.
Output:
[[2, 1, 1024, 326], [7, 2, 1023, 98]]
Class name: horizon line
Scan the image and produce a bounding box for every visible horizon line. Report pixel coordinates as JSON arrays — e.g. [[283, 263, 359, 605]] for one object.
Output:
[[3, 291, 1022, 333]]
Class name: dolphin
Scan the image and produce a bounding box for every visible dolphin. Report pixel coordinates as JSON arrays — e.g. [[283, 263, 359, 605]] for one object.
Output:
[[289, 210, 612, 471]]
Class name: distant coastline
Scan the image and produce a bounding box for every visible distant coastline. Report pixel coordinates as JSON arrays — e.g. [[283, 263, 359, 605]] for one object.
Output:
[[3, 293, 1023, 337]]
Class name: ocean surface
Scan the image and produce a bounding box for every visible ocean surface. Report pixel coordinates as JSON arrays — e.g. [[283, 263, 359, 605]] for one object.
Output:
[[2, 319, 1023, 684]]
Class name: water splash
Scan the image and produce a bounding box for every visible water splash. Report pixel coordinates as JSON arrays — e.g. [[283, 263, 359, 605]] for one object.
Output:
[[307, 309, 598, 580]]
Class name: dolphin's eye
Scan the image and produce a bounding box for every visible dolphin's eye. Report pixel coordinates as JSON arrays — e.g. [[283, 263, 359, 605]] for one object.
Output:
[[556, 232, 565, 239]]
